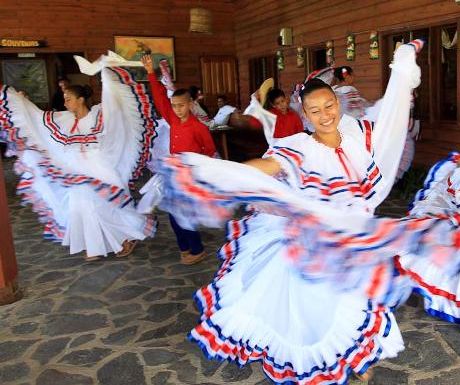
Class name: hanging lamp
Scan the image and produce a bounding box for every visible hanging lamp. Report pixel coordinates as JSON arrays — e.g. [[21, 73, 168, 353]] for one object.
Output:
[[189, 7, 212, 33]]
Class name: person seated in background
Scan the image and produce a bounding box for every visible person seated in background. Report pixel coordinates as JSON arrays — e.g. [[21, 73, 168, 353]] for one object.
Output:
[[189, 85, 214, 128], [51, 76, 71, 111], [189, 85, 209, 114], [213, 94, 237, 126], [266, 88, 304, 138]]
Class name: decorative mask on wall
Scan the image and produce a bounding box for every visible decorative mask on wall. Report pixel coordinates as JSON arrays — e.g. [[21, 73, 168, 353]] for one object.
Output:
[[296, 46, 305, 68], [326, 40, 334, 66], [276, 50, 285, 71], [346, 34, 355, 61], [369, 31, 379, 59]]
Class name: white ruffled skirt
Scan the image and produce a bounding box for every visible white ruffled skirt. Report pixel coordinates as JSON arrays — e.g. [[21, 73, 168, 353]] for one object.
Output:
[[16, 149, 156, 257], [145, 152, 460, 384], [398, 152, 460, 323], [190, 212, 404, 383]]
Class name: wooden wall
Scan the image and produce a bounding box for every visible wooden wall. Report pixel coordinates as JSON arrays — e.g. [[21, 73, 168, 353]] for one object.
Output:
[[234, 0, 460, 166], [234, 0, 459, 105], [2, 0, 460, 164], [0, 0, 236, 90]]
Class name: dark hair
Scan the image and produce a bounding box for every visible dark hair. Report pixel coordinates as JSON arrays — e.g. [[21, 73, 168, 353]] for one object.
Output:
[[188, 85, 201, 100], [217, 94, 227, 102], [57, 76, 70, 83], [299, 79, 335, 102], [334, 66, 353, 82], [267, 88, 285, 106], [65, 85, 93, 100], [172, 88, 191, 98]]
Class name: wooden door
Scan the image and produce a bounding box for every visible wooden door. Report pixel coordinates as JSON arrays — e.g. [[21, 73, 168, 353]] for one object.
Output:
[[200, 55, 239, 116]]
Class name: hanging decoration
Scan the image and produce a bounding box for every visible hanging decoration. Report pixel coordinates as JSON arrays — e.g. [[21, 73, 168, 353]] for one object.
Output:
[[189, 8, 212, 33], [276, 50, 285, 71], [442, 28, 458, 49], [326, 40, 334, 66], [369, 31, 379, 59], [278, 28, 293, 46], [441, 28, 458, 63], [346, 34, 355, 61], [296, 46, 305, 68]]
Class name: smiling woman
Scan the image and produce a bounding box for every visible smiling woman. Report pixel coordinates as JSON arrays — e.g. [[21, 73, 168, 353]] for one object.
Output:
[[300, 79, 341, 147], [142, 40, 437, 385]]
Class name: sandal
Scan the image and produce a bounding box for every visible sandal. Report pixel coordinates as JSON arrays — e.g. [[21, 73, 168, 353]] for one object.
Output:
[[180, 250, 190, 262], [181, 251, 206, 265], [116, 240, 138, 258]]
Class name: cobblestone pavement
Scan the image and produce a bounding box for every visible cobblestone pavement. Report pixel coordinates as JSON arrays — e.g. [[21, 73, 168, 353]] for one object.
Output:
[[1, 158, 459, 385]]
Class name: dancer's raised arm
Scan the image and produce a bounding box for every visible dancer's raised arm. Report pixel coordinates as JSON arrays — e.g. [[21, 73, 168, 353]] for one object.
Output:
[[372, 40, 423, 186]]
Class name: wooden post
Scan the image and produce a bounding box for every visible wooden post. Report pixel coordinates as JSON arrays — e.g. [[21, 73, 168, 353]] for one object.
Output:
[[0, 157, 21, 305]]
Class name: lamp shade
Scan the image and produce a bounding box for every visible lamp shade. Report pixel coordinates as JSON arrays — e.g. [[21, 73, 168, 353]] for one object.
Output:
[[189, 8, 212, 33]]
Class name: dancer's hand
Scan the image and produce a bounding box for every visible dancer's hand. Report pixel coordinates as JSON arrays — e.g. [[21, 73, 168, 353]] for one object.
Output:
[[141, 55, 154, 74]]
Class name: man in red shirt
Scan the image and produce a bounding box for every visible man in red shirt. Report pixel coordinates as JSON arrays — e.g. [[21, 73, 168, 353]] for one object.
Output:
[[141, 55, 216, 265], [266, 88, 304, 138]]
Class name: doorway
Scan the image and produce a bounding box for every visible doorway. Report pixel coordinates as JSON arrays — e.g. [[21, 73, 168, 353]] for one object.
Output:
[[0, 52, 88, 110]]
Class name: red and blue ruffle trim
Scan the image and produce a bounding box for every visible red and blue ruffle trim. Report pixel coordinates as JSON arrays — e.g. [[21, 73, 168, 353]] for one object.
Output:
[[159, 154, 460, 295], [43, 109, 103, 145], [108, 67, 158, 185], [266, 145, 382, 202], [190, 215, 391, 384], [409, 151, 460, 212], [0, 85, 26, 151], [394, 255, 460, 324], [15, 160, 66, 241]]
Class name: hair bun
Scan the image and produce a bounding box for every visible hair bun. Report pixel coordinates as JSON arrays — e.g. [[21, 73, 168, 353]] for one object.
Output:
[[334, 66, 353, 82], [82, 85, 93, 99], [299, 78, 334, 102]]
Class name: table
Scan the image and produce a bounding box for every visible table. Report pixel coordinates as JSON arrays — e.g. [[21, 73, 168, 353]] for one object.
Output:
[[210, 125, 233, 160]]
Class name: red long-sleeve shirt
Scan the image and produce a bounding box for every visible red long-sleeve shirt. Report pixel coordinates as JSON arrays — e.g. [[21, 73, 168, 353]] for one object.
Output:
[[147, 73, 216, 156], [269, 108, 304, 138]]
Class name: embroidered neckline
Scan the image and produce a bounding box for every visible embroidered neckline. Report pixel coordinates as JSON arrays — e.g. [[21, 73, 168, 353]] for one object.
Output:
[[310, 129, 343, 150], [43, 109, 103, 145]]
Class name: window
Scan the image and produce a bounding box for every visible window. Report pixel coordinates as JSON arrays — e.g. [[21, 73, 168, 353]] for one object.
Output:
[[248, 55, 278, 94], [304, 46, 327, 76], [383, 23, 459, 128]]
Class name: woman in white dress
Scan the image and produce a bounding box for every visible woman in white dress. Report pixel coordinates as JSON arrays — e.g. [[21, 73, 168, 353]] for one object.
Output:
[[332, 66, 369, 119], [141, 40, 460, 384], [0, 55, 157, 261], [397, 152, 460, 323]]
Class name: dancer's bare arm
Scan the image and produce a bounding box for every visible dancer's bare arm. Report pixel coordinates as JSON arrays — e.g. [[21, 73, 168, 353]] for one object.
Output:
[[245, 157, 281, 176]]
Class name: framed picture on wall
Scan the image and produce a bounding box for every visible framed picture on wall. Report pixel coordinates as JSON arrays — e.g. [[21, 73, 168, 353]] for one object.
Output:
[[114, 36, 176, 81], [2, 59, 49, 105]]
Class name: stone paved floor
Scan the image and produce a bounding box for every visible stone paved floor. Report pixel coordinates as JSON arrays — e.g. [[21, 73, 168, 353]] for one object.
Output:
[[1, 157, 460, 385]]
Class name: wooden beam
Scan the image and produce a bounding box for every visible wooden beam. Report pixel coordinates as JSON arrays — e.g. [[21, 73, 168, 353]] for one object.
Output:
[[0, 157, 21, 305]]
